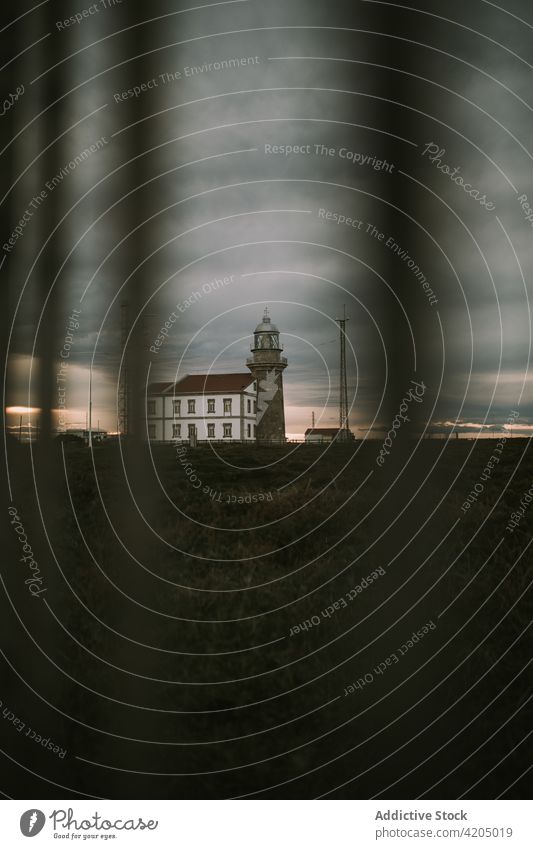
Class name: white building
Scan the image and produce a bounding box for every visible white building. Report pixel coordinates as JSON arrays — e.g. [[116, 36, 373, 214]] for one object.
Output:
[[146, 373, 257, 442]]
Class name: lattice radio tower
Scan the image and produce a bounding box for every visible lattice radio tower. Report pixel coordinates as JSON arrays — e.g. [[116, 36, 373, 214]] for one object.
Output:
[[335, 305, 350, 440], [118, 304, 157, 436]]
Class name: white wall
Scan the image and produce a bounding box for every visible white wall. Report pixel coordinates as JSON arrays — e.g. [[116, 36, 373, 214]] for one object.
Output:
[[147, 390, 256, 441]]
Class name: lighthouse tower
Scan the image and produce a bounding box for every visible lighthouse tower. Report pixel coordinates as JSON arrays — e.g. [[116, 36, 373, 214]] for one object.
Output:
[[247, 308, 287, 443]]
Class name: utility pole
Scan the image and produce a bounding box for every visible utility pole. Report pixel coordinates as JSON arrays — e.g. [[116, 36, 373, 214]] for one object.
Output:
[[78, 351, 116, 446], [335, 305, 350, 441], [118, 302, 129, 436], [88, 362, 93, 448], [311, 411, 315, 429]]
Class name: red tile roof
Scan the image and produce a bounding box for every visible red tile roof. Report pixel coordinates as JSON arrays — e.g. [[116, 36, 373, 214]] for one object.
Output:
[[149, 373, 254, 394], [148, 382, 174, 395]]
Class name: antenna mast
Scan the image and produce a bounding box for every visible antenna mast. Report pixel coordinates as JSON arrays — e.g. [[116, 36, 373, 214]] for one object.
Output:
[[335, 305, 350, 441]]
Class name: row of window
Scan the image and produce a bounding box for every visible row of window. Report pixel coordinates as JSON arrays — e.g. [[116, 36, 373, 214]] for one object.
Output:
[[147, 398, 257, 416], [147, 422, 256, 439]]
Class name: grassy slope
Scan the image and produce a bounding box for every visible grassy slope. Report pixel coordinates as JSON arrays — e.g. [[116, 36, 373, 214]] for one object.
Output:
[[4, 438, 532, 797]]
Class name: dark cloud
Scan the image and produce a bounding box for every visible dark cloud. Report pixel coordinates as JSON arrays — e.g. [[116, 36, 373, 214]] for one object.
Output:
[[5, 0, 533, 436]]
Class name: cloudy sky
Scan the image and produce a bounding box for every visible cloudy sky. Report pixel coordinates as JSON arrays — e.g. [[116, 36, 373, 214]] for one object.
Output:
[[5, 0, 533, 437]]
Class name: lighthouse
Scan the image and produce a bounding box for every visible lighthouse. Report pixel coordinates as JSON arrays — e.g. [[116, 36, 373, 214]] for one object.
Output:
[[247, 308, 287, 443]]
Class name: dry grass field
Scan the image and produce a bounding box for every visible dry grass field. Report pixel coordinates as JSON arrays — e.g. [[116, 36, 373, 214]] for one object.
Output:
[[4, 437, 532, 797]]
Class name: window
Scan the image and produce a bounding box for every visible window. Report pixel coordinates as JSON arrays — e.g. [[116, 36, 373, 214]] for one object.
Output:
[[172, 423, 181, 438], [223, 423, 232, 438], [247, 398, 251, 413], [147, 400, 155, 416], [173, 399, 181, 416], [188, 424, 196, 438], [148, 424, 156, 440], [247, 423, 251, 437], [253, 425, 256, 437], [188, 399, 195, 414], [253, 382, 257, 392], [207, 399, 215, 414], [223, 398, 232, 414], [253, 400, 257, 413], [207, 423, 215, 438]]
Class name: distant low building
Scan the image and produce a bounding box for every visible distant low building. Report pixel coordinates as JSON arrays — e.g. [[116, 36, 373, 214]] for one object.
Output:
[[305, 427, 355, 444], [64, 429, 107, 442]]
